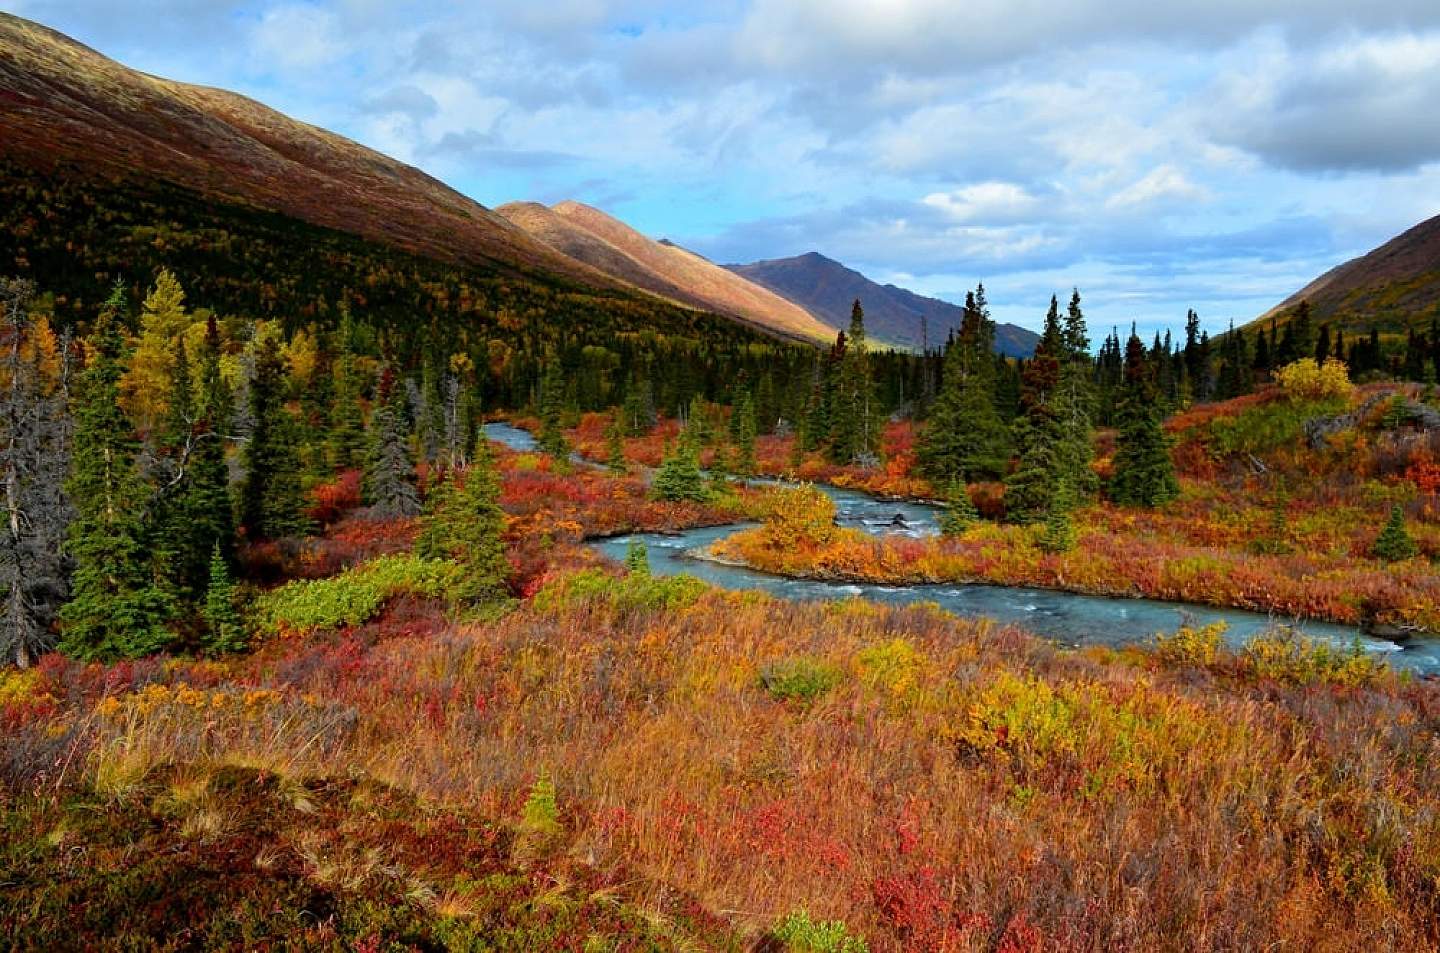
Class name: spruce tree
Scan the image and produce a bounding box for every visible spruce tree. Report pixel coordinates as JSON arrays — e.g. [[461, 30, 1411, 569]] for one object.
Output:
[[414, 438, 508, 599], [537, 364, 570, 461], [732, 385, 757, 476], [939, 482, 979, 537], [238, 333, 311, 539], [605, 411, 628, 471], [364, 367, 421, 518], [920, 289, 1010, 483], [1036, 482, 1078, 553], [828, 301, 878, 465], [202, 543, 245, 655], [624, 538, 650, 575], [653, 438, 706, 502], [1055, 289, 1097, 498], [1005, 297, 1066, 522], [1373, 504, 1419, 562], [327, 316, 367, 472], [1109, 330, 1180, 508], [191, 316, 236, 564], [59, 289, 175, 660]]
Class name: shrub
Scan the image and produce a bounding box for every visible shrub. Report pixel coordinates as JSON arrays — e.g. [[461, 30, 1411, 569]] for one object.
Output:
[[532, 568, 707, 617], [521, 773, 561, 839], [1239, 629, 1385, 687], [1275, 358, 1353, 402], [1154, 622, 1225, 667], [1373, 504, 1419, 562], [771, 909, 869, 953], [760, 484, 837, 547], [255, 554, 465, 636], [759, 657, 842, 704]]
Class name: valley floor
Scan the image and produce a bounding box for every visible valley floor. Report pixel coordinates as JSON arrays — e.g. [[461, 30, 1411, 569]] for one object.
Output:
[[5, 429, 1440, 951]]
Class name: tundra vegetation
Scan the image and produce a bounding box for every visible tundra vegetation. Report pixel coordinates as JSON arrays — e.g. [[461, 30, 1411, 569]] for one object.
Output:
[[2, 273, 1439, 950]]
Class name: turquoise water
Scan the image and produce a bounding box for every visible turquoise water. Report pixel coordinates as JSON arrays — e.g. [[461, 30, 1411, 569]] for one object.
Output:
[[485, 423, 1439, 674]]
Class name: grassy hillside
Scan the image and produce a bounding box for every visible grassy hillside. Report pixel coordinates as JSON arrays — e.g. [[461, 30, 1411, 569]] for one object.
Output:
[[1251, 213, 1440, 336]]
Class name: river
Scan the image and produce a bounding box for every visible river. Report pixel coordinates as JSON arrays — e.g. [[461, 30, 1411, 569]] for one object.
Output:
[[485, 423, 1440, 675]]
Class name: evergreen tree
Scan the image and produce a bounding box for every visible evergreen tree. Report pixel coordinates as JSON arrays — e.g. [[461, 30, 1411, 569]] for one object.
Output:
[[537, 364, 569, 461], [1314, 324, 1332, 367], [238, 333, 311, 539], [624, 538, 650, 575], [828, 300, 878, 465], [150, 337, 208, 601], [417, 347, 446, 462], [1036, 483, 1077, 553], [1403, 328, 1427, 381], [0, 279, 73, 667], [59, 288, 175, 660], [605, 411, 628, 471], [732, 385, 757, 476], [365, 367, 421, 518], [652, 438, 706, 502], [938, 481, 979, 537], [920, 290, 1010, 483], [621, 376, 656, 436], [1109, 330, 1180, 508], [327, 314, 367, 472], [1055, 289, 1097, 498], [202, 543, 245, 655], [415, 439, 508, 598], [1005, 297, 1066, 522], [1373, 504, 1418, 562]]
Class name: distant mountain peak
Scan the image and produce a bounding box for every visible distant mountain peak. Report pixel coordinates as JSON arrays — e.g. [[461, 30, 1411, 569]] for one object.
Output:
[[727, 253, 1037, 356]]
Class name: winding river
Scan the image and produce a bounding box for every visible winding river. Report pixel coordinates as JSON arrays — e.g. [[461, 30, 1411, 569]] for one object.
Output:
[[486, 423, 1440, 675]]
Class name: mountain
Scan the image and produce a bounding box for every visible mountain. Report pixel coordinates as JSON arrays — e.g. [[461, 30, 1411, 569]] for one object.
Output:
[[0, 13, 609, 286], [0, 12, 829, 358], [1254, 213, 1440, 333], [727, 252, 1038, 357], [499, 201, 835, 344]]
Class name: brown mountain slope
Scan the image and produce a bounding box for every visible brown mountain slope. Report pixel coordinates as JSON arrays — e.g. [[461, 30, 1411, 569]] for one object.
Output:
[[0, 13, 617, 286], [529, 201, 836, 344], [1254, 213, 1440, 332], [495, 202, 708, 311]]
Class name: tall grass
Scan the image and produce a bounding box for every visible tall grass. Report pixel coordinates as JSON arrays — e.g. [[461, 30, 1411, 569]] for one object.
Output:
[[8, 564, 1438, 950]]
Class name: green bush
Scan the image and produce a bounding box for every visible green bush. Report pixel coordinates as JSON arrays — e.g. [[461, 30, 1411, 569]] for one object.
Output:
[[771, 909, 869, 953], [1373, 504, 1419, 562], [255, 554, 465, 635], [533, 569, 708, 617], [759, 656, 842, 704], [1154, 622, 1225, 667], [1206, 398, 1345, 457], [1240, 629, 1386, 687]]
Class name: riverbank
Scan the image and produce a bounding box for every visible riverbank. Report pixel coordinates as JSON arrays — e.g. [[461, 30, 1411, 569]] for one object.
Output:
[[710, 503, 1440, 634]]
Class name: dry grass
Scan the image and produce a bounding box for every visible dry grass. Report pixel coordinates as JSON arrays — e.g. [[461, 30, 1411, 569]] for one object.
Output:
[[9, 562, 1439, 950]]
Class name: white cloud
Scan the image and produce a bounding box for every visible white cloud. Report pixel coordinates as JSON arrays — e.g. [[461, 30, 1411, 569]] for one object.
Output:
[[922, 183, 1040, 222], [1106, 165, 1208, 208], [250, 4, 345, 71]]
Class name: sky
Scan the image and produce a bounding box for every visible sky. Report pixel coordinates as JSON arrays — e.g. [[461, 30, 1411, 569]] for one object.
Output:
[[14, 0, 1440, 338]]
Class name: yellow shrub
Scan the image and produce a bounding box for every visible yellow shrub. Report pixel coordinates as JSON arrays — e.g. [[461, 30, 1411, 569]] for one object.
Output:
[[1275, 358, 1353, 402]]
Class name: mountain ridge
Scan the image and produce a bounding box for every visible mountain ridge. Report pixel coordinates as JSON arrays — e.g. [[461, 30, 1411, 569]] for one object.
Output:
[[499, 201, 836, 344], [0, 12, 615, 288], [1252, 212, 1440, 333], [727, 251, 1038, 356]]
